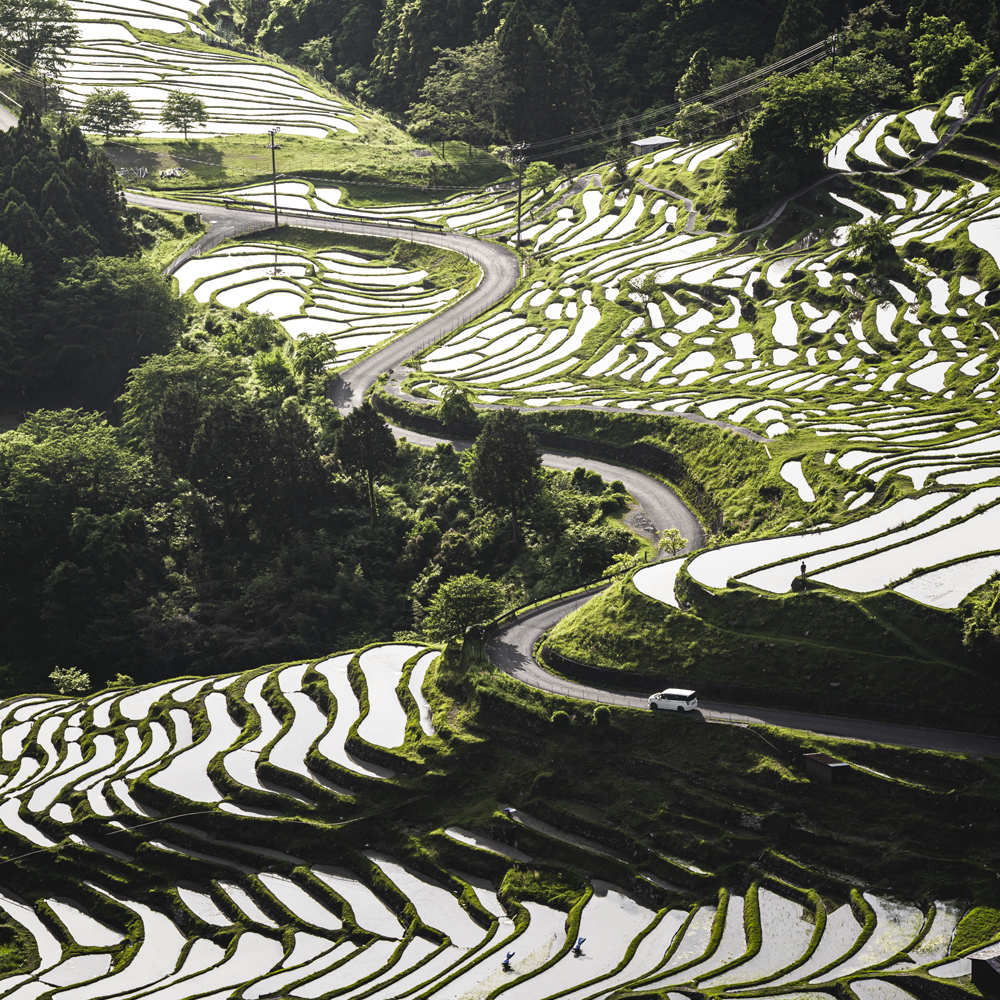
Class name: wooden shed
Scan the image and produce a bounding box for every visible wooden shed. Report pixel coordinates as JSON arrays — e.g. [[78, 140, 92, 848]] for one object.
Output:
[[803, 752, 850, 785]]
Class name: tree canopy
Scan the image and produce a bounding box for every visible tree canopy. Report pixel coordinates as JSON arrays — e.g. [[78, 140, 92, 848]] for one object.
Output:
[[909, 15, 993, 101], [0, 104, 153, 401], [770, 0, 825, 61], [467, 407, 542, 547], [674, 47, 712, 103], [337, 400, 397, 514], [407, 41, 513, 152], [81, 88, 141, 140], [0, 0, 79, 71], [422, 572, 506, 640], [159, 90, 209, 141], [721, 66, 849, 221]]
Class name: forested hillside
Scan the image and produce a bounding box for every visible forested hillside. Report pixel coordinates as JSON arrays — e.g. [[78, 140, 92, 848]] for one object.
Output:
[[220, 0, 1000, 140], [0, 105, 186, 408]]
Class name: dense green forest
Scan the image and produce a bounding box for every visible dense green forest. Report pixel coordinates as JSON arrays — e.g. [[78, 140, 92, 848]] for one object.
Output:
[[214, 0, 1000, 146], [0, 108, 639, 691], [0, 104, 190, 409]]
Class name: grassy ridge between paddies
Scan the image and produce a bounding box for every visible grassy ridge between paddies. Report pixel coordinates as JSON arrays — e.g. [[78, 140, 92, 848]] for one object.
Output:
[[175, 225, 481, 366], [110, 131, 512, 193], [543, 571, 1000, 718], [0, 643, 999, 998]]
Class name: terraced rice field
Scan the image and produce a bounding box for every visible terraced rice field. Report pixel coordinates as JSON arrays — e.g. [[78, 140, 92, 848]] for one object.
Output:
[[379, 89, 1000, 613], [61, 0, 1000, 611], [172, 236, 470, 364], [0, 651, 991, 999], [60, 0, 363, 137], [177, 86, 1000, 611]]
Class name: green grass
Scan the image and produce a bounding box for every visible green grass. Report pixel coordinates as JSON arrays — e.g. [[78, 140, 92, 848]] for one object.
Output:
[[542, 572, 1000, 721], [952, 906, 1000, 955], [106, 132, 511, 193], [442, 653, 1000, 906], [226, 226, 480, 294], [132, 206, 206, 271]]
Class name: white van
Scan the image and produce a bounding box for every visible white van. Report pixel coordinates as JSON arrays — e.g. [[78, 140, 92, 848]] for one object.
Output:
[[647, 688, 698, 712]]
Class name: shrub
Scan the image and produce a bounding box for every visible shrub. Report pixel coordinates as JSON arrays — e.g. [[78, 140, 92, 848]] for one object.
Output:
[[593, 705, 611, 725], [551, 709, 571, 726], [50, 666, 90, 695]]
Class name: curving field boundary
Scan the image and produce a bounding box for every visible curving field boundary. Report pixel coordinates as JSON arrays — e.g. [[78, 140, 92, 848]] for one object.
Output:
[[129, 167, 1000, 756]]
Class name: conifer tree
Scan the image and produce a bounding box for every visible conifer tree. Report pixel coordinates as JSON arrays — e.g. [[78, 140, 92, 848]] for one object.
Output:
[[337, 401, 397, 516], [770, 0, 825, 62], [468, 407, 542, 548], [674, 47, 712, 103], [550, 5, 597, 136], [497, 0, 552, 141]]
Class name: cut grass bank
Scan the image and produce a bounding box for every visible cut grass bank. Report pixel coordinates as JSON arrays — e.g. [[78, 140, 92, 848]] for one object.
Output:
[[106, 132, 512, 192], [542, 575, 1000, 726]]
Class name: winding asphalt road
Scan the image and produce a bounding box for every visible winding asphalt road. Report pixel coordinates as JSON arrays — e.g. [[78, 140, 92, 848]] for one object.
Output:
[[486, 597, 1000, 756], [390, 425, 704, 552], [1, 68, 994, 749], [105, 163, 1000, 757], [128, 191, 521, 412]]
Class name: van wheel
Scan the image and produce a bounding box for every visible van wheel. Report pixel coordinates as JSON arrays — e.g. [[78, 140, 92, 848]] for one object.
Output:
[[650, 703, 660, 711]]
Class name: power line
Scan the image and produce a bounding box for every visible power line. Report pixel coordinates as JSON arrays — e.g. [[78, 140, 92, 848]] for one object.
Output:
[[526, 37, 831, 154]]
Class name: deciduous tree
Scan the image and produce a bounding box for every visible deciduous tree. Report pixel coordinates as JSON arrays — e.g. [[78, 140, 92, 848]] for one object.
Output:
[[467, 407, 541, 547], [407, 41, 513, 153], [437, 383, 476, 427], [721, 67, 849, 221], [670, 101, 719, 140], [49, 665, 89, 694], [847, 217, 894, 270], [422, 572, 505, 640], [337, 400, 396, 515], [0, 0, 79, 71], [524, 160, 556, 189], [33, 257, 186, 399], [658, 527, 688, 556], [292, 331, 338, 381], [81, 88, 140, 140], [909, 15, 993, 101], [159, 90, 208, 141]]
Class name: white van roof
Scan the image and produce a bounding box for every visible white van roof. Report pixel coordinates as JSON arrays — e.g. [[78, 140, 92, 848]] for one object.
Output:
[[661, 688, 696, 697]]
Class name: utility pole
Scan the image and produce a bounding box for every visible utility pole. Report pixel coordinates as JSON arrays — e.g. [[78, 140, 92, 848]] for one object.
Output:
[[266, 127, 281, 231], [513, 142, 528, 247], [829, 33, 839, 74]]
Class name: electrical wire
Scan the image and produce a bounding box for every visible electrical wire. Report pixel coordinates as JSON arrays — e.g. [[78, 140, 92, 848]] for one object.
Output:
[[526, 37, 832, 154], [520, 45, 829, 163]]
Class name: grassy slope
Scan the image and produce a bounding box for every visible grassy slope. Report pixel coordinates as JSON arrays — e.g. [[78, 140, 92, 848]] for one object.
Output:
[[91, 23, 512, 191], [544, 575, 1000, 717], [109, 132, 511, 193], [418, 651, 1000, 909]]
